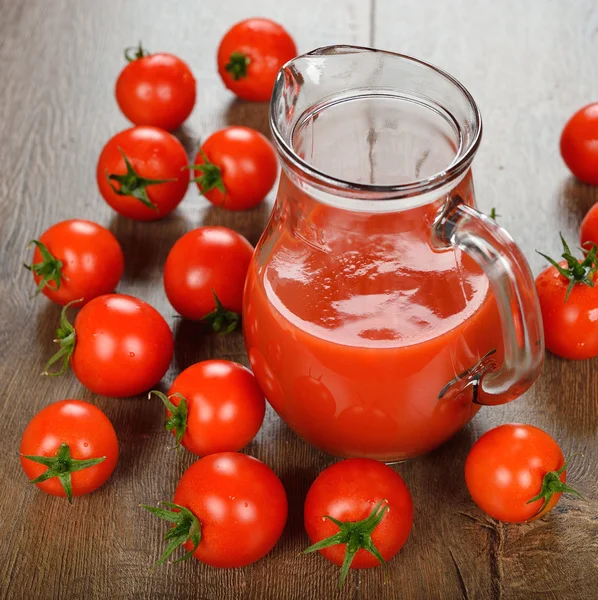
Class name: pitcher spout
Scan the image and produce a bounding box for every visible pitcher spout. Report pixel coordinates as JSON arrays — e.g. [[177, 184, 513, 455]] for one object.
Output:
[[270, 45, 482, 208]]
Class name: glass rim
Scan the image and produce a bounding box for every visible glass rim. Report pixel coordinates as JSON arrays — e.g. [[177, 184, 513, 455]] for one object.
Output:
[[270, 44, 483, 199]]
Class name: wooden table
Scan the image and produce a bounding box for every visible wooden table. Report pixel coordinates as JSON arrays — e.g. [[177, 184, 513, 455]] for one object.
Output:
[[1, 1, 597, 598]]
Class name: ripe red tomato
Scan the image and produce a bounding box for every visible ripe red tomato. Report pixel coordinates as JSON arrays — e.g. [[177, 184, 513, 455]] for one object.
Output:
[[560, 103, 598, 185], [115, 44, 196, 131], [164, 226, 254, 327], [536, 235, 598, 359], [24, 219, 124, 306], [217, 18, 297, 102], [152, 360, 265, 456], [191, 126, 277, 210], [46, 294, 174, 397], [304, 458, 413, 586], [465, 424, 582, 523], [96, 126, 190, 221], [143, 452, 287, 568], [581, 203, 598, 248], [20, 400, 118, 503]]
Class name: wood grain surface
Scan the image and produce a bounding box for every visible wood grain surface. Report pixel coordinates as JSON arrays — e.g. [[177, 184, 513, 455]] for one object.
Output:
[[0, 1, 596, 599]]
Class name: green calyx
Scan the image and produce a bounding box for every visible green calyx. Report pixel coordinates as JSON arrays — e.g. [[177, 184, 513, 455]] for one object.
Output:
[[526, 457, 584, 517], [124, 41, 149, 62], [187, 150, 226, 196], [537, 233, 598, 302], [149, 391, 188, 449], [201, 290, 240, 334], [44, 299, 82, 377], [489, 207, 500, 221], [225, 51, 250, 80], [141, 502, 201, 571], [304, 500, 390, 588], [22, 442, 106, 504], [23, 239, 65, 296], [106, 148, 176, 212]]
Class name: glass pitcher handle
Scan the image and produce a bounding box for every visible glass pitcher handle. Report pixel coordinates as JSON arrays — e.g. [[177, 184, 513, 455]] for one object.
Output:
[[433, 195, 544, 406]]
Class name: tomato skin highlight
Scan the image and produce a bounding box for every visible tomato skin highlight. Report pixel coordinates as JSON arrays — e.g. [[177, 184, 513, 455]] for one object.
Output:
[[96, 126, 190, 221], [581, 203, 598, 249], [29, 219, 124, 306], [193, 126, 278, 211], [116, 52, 196, 131], [165, 360, 265, 456], [174, 453, 287, 567], [560, 103, 598, 186], [465, 424, 570, 523], [217, 18, 297, 102], [20, 400, 118, 498], [304, 459, 413, 570], [535, 259, 598, 360], [164, 226, 254, 320], [70, 294, 174, 397]]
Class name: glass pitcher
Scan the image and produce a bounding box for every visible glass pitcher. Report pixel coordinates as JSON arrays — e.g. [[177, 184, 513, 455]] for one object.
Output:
[[243, 46, 544, 462]]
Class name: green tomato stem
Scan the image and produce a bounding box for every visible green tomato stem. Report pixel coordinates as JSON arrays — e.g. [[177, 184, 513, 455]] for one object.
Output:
[[187, 150, 226, 196], [201, 290, 240, 334], [106, 148, 176, 212], [22, 442, 106, 503], [149, 391, 188, 449], [225, 52, 250, 80], [44, 299, 82, 376], [141, 502, 202, 571], [124, 41, 149, 62], [304, 500, 390, 588], [536, 233, 598, 302], [526, 456, 584, 517], [23, 239, 65, 296]]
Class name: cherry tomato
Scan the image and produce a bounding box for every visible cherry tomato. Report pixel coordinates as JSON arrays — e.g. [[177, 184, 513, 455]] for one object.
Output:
[[217, 18, 297, 102], [164, 226, 254, 328], [143, 452, 287, 568], [96, 126, 190, 221], [465, 424, 582, 523], [45, 294, 174, 398], [115, 43, 196, 131], [581, 203, 598, 249], [304, 458, 413, 586], [190, 126, 277, 211], [20, 400, 118, 502], [24, 219, 124, 306], [536, 235, 598, 359], [152, 360, 265, 456], [560, 103, 598, 186]]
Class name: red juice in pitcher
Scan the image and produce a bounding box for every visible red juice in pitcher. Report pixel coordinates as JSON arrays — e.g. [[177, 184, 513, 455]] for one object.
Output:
[[243, 46, 543, 461], [245, 173, 504, 460]]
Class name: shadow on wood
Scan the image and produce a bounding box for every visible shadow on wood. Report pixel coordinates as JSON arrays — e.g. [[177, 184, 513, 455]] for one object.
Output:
[[200, 202, 273, 246], [173, 123, 201, 160], [558, 176, 598, 227], [109, 213, 189, 283], [172, 317, 215, 373], [35, 300, 63, 355], [225, 98, 271, 139]]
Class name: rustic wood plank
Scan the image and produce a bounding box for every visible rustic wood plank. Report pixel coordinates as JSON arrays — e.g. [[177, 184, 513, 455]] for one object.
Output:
[[0, 1, 370, 599], [374, 1, 598, 599]]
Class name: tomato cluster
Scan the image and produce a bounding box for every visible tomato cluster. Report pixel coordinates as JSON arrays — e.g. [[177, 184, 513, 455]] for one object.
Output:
[[18, 21, 592, 588], [533, 105, 598, 361], [20, 17, 295, 570]]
